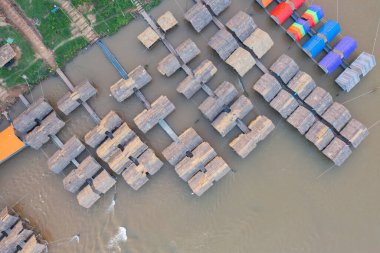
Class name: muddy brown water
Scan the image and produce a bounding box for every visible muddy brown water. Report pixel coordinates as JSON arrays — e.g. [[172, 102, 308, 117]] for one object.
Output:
[[1, 0, 380, 252]]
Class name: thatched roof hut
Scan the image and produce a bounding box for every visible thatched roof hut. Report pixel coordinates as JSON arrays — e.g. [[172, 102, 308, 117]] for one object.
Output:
[[287, 71, 316, 99], [199, 81, 238, 121], [340, 119, 368, 148], [322, 102, 351, 131], [162, 128, 203, 166], [212, 95, 253, 137], [188, 156, 231, 196], [226, 11, 257, 42], [57, 80, 97, 115], [157, 11, 178, 32], [84, 111, 122, 148], [107, 135, 148, 174], [48, 136, 85, 174], [175, 142, 217, 181], [287, 106, 316, 135], [243, 28, 273, 59], [137, 27, 160, 49], [230, 115, 275, 158], [0, 207, 18, 232], [110, 65, 152, 102], [305, 121, 335, 150], [177, 59, 217, 99], [122, 149, 163, 190], [13, 98, 53, 134], [322, 137, 352, 166], [25, 112, 65, 150], [96, 123, 135, 163], [203, 0, 231, 15], [270, 54, 299, 84], [176, 39, 200, 64], [157, 54, 181, 77], [134, 96, 175, 134], [208, 29, 239, 61], [269, 89, 299, 118], [184, 3, 213, 33], [0, 220, 34, 253], [63, 156, 102, 193], [0, 44, 16, 67], [226, 47, 256, 77], [253, 73, 282, 102], [304, 87, 333, 116], [77, 170, 116, 208], [19, 235, 46, 253]]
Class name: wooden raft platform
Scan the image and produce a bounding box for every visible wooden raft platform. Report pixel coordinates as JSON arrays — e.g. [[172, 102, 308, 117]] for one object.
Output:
[[85, 111, 163, 191], [162, 128, 231, 196], [0, 207, 47, 253]]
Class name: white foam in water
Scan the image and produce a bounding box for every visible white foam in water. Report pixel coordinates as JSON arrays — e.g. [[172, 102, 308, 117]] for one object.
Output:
[[106, 199, 116, 214], [107, 227, 127, 251], [70, 235, 80, 244]]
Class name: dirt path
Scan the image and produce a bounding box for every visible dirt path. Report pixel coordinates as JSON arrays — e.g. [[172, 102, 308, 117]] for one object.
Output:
[[0, 0, 58, 69]]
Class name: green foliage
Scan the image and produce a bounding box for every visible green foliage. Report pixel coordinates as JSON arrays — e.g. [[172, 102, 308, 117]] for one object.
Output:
[[55, 37, 88, 67], [0, 26, 50, 87]]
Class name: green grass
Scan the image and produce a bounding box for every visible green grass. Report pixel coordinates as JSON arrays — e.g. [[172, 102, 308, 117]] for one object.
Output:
[[1, 0, 161, 88], [71, 0, 161, 36], [0, 26, 50, 87], [55, 37, 88, 67], [15, 0, 73, 49]]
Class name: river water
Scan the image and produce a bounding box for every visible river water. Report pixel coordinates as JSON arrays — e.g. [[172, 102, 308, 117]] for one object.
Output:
[[1, 0, 380, 252]]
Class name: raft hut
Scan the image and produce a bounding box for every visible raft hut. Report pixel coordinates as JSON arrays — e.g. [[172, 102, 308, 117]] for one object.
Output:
[[304, 87, 333, 116], [84, 111, 122, 148], [253, 73, 282, 102], [76, 170, 116, 208], [208, 29, 239, 61], [0, 44, 16, 68], [270, 54, 300, 84], [48, 136, 85, 174], [340, 119, 369, 148], [287, 71, 316, 99], [199, 81, 238, 121], [230, 116, 275, 158], [110, 65, 152, 102], [305, 121, 335, 150], [63, 156, 102, 193], [226, 11, 258, 42], [25, 112, 65, 150], [203, 0, 231, 16], [177, 59, 217, 99], [157, 11, 178, 32], [12, 98, 53, 134], [269, 89, 299, 118], [226, 47, 256, 77], [321, 102, 351, 131], [287, 106, 316, 135], [157, 39, 200, 77], [137, 27, 160, 49], [243, 28, 274, 59], [134, 96, 176, 134], [57, 80, 97, 115], [322, 137, 352, 166], [184, 3, 213, 33], [0, 207, 47, 253], [212, 95, 253, 137]]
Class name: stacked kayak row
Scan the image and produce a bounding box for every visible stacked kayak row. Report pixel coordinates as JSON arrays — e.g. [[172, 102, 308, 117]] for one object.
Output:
[[256, 0, 376, 92]]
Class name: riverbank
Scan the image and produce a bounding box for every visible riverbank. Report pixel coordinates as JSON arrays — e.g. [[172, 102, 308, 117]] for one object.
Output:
[[0, 0, 160, 112]]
